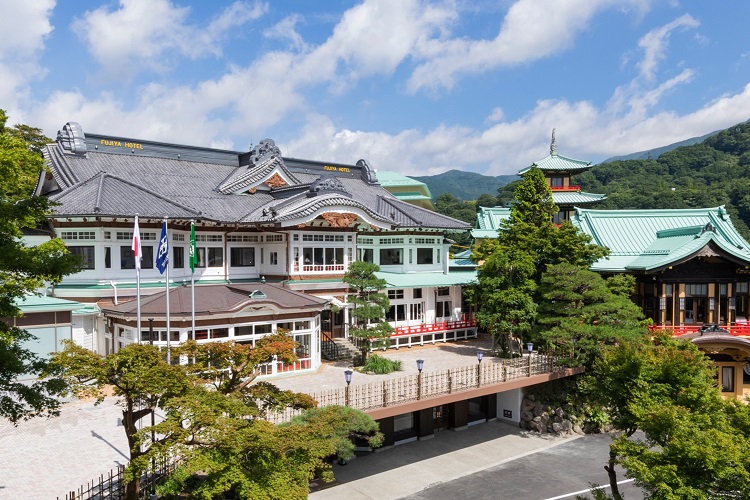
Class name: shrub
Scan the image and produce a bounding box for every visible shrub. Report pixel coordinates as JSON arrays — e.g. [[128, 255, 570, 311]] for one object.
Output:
[[359, 354, 402, 374]]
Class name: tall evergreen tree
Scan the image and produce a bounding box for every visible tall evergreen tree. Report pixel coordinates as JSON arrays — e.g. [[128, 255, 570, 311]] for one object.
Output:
[[343, 261, 393, 363]]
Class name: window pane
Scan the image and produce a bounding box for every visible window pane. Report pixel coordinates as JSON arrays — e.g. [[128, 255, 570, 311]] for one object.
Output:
[[416, 248, 433, 264], [120, 246, 135, 269], [141, 246, 154, 269], [230, 247, 255, 267], [208, 248, 223, 267], [173, 247, 184, 268], [197, 248, 206, 268], [69, 246, 95, 269], [380, 248, 403, 265], [104, 247, 111, 269]]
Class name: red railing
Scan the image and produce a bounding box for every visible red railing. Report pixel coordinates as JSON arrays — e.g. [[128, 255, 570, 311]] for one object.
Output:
[[393, 318, 477, 336], [648, 324, 750, 337], [550, 185, 580, 192]]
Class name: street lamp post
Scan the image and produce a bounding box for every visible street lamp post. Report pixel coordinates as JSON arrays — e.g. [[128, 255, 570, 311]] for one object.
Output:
[[344, 369, 353, 406], [476, 351, 483, 387], [416, 359, 424, 400]]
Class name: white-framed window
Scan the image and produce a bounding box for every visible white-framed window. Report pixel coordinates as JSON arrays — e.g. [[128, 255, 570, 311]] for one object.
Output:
[[68, 246, 95, 269], [270, 252, 278, 265], [61, 231, 96, 240]]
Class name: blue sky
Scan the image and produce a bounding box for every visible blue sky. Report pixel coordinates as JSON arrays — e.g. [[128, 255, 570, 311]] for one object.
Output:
[[2, 0, 750, 176]]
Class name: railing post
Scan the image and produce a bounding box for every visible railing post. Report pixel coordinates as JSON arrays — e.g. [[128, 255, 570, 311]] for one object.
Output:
[[417, 372, 422, 400], [527, 354, 532, 377], [477, 363, 481, 387], [448, 369, 452, 394], [383, 380, 388, 407]]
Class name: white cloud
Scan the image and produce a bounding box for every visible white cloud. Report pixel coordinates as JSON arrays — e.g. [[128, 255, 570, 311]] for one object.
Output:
[[407, 0, 652, 93], [264, 14, 309, 52], [0, 0, 55, 114], [20, 0, 750, 182], [637, 14, 699, 80], [72, 0, 267, 80]]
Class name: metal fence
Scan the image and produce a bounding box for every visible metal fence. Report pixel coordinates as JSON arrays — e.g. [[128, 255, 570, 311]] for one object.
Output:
[[58, 457, 180, 500], [267, 354, 563, 423]]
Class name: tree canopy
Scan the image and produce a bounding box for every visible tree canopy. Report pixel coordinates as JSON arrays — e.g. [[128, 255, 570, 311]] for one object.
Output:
[[585, 335, 750, 499], [49, 336, 381, 499], [0, 109, 81, 423], [469, 167, 608, 355]]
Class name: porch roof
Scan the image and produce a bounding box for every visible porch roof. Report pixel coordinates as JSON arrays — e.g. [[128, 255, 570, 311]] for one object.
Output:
[[375, 270, 477, 288]]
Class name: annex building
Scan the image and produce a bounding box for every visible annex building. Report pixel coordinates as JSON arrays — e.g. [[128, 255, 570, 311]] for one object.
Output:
[[34, 122, 477, 377], [473, 132, 750, 399]]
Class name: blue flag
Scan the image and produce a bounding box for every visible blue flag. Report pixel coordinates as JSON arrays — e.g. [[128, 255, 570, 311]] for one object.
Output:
[[156, 220, 169, 274]]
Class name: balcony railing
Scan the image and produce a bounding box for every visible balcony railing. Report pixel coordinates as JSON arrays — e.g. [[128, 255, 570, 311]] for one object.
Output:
[[265, 354, 564, 423], [393, 318, 477, 336], [550, 185, 580, 191], [649, 324, 750, 336], [292, 263, 345, 273]]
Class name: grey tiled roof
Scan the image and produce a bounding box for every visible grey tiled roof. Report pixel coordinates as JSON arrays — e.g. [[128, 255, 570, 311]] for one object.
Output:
[[41, 125, 471, 231]]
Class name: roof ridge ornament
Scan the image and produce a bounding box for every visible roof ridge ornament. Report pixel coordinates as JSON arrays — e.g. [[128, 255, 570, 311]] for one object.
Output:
[[357, 159, 379, 184], [57, 122, 87, 156], [307, 174, 350, 197], [550, 128, 557, 156], [249, 138, 281, 165], [701, 222, 716, 235]]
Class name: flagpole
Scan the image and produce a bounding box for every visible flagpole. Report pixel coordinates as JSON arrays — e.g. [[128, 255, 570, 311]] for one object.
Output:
[[156, 218, 171, 364], [133, 215, 142, 346], [190, 220, 196, 344], [164, 218, 171, 364]]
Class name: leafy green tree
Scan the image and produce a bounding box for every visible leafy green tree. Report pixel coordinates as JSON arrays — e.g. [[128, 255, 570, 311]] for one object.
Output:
[[47, 342, 192, 499], [470, 248, 536, 355], [585, 335, 750, 499], [158, 405, 381, 500], [0, 109, 81, 423], [475, 193, 499, 209], [48, 334, 317, 499], [343, 261, 393, 363], [534, 263, 647, 367]]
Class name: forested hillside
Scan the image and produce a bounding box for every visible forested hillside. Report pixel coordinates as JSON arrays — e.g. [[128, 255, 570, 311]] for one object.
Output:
[[576, 121, 750, 240], [412, 169, 516, 201]]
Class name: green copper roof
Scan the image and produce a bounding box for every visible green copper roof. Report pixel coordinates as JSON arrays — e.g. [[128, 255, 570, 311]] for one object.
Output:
[[472, 206, 511, 239], [15, 295, 84, 313], [376, 171, 428, 187], [375, 271, 477, 288], [518, 153, 591, 175], [552, 191, 606, 206], [572, 206, 750, 272]]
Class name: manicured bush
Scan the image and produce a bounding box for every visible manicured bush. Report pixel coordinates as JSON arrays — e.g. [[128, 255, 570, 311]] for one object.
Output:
[[359, 354, 402, 374]]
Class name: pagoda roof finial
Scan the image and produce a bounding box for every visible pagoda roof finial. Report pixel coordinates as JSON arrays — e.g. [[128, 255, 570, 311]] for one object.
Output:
[[550, 128, 557, 155]]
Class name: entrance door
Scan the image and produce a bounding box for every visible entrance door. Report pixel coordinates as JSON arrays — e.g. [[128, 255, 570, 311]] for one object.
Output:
[[433, 405, 450, 432], [321, 309, 346, 338]]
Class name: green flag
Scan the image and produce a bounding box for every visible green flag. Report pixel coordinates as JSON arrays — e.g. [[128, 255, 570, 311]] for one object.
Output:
[[189, 222, 197, 272]]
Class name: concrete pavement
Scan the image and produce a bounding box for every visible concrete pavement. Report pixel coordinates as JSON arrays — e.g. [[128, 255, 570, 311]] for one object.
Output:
[[0, 397, 129, 500], [312, 420, 580, 499]]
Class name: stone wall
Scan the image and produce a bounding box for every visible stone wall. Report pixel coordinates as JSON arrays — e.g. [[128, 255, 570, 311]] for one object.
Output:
[[519, 391, 584, 435]]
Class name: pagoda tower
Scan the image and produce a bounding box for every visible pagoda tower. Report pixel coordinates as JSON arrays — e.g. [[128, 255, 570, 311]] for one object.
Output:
[[517, 129, 606, 224]]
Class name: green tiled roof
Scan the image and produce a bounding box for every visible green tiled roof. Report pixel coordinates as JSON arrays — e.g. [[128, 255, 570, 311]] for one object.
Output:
[[375, 271, 477, 288], [472, 206, 511, 239], [552, 191, 606, 206], [518, 153, 591, 175], [572, 206, 750, 272], [15, 295, 84, 313]]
